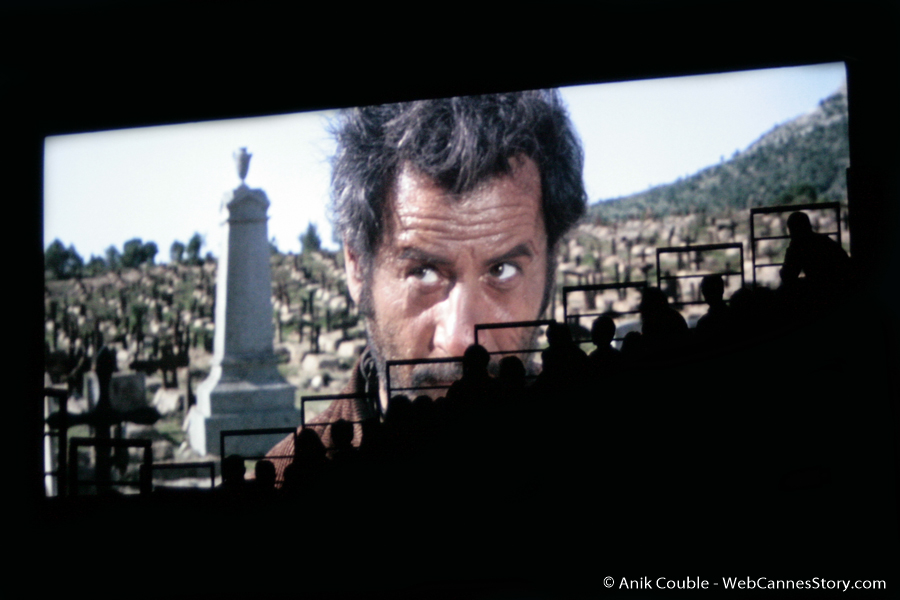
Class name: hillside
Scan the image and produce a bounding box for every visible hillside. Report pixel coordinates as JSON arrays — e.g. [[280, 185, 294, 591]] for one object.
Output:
[[589, 84, 849, 222]]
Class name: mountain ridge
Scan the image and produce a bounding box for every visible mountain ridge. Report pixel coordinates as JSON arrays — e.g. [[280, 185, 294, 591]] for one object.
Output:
[[589, 84, 849, 222]]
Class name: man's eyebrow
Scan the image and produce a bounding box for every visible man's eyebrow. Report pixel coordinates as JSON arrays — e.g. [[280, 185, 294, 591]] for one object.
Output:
[[397, 247, 453, 265], [485, 243, 534, 267]]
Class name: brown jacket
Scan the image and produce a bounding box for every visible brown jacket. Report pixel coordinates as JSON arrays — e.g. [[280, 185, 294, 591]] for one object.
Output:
[[266, 347, 378, 482]]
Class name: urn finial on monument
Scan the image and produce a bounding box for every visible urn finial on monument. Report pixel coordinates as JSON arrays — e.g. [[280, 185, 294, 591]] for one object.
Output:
[[234, 147, 252, 184]]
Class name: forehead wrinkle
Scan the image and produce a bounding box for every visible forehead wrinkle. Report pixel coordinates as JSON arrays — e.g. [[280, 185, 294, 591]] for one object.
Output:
[[395, 198, 539, 222], [381, 158, 545, 255], [394, 192, 542, 232], [394, 210, 541, 246], [391, 220, 538, 255]]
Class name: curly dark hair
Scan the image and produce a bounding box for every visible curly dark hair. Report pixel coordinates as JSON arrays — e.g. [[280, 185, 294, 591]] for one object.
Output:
[[329, 90, 587, 270]]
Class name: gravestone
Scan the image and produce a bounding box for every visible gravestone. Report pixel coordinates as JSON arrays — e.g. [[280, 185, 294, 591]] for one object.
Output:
[[109, 373, 147, 412], [188, 149, 298, 456], [83, 371, 100, 410]]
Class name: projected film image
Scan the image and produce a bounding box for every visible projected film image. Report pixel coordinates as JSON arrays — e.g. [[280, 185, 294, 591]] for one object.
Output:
[[42, 63, 852, 497]]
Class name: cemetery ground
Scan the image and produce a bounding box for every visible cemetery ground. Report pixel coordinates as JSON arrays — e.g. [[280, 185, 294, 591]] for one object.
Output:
[[45, 247, 365, 492], [55, 342, 363, 493]]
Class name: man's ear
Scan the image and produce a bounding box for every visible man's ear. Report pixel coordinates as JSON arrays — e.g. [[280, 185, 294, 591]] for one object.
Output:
[[344, 242, 363, 306]]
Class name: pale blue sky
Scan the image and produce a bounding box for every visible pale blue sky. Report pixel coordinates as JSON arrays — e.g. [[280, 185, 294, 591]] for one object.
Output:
[[44, 62, 846, 262]]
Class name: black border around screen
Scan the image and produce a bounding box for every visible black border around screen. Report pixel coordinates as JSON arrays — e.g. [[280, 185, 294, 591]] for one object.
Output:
[[15, 1, 900, 594]]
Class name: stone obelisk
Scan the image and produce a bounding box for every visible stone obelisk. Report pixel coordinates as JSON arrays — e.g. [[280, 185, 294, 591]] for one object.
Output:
[[188, 148, 297, 456]]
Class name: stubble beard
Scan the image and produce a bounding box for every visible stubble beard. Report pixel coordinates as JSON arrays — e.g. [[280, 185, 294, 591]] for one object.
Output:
[[359, 285, 464, 401], [360, 290, 546, 402]]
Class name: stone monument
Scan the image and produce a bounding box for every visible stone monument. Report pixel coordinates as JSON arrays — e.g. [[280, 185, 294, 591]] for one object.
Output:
[[188, 148, 298, 456]]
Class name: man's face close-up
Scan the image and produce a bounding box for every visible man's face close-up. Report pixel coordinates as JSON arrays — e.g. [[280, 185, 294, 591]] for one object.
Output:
[[345, 156, 549, 404]]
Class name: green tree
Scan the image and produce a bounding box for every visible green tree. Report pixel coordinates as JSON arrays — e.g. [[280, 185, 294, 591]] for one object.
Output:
[[186, 233, 204, 265], [105, 245, 121, 270], [121, 238, 159, 268], [44, 239, 84, 279], [85, 255, 107, 277], [792, 183, 818, 203], [121, 238, 146, 268], [44, 239, 67, 279], [300, 222, 321, 255], [143, 241, 158, 265], [170, 240, 185, 264]]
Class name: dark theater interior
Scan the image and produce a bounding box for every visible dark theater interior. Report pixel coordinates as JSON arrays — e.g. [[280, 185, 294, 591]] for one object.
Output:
[[13, 1, 898, 597]]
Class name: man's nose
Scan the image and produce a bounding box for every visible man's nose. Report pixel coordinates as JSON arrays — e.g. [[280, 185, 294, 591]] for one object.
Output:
[[433, 284, 479, 357]]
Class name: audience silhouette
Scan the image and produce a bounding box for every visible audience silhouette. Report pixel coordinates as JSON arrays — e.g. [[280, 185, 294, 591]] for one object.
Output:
[[638, 286, 689, 360], [695, 275, 734, 349], [780, 211, 851, 291], [43, 255, 874, 576], [588, 315, 623, 376]]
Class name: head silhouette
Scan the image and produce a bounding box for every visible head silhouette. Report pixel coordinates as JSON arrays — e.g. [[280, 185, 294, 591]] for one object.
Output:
[[462, 344, 491, 378], [254, 459, 276, 490], [700, 275, 725, 304], [546, 322, 573, 348], [222, 454, 246, 484], [590, 315, 616, 347], [787, 211, 813, 239], [639, 287, 669, 316], [330, 419, 355, 450]]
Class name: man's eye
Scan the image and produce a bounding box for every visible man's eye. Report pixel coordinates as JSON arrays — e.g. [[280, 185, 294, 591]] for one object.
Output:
[[490, 262, 518, 281], [410, 267, 440, 285]]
